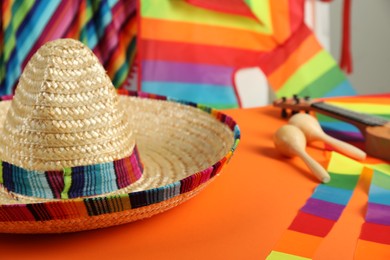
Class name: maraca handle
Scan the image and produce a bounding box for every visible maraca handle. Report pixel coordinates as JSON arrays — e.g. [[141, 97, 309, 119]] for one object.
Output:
[[296, 149, 331, 183], [321, 134, 366, 161]]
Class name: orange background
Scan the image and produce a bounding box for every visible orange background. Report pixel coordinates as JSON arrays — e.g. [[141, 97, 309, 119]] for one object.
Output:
[[0, 106, 371, 259]]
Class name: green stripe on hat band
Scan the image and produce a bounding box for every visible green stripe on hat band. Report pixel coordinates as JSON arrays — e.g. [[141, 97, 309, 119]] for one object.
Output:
[[1, 146, 144, 199], [61, 168, 72, 199]]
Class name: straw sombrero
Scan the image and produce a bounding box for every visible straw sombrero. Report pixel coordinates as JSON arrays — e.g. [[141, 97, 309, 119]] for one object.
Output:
[[0, 39, 240, 233]]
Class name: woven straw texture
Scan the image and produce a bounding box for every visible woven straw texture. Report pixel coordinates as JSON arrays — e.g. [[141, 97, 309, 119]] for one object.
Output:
[[0, 39, 238, 233], [0, 39, 135, 171]]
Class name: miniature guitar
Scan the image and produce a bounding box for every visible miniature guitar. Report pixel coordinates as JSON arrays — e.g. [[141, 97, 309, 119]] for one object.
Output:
[[273, 96, 390, 161]]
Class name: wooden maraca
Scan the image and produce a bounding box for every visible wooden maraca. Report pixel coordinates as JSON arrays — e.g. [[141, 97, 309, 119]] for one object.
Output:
[[288, 113, 366, 161], [274, 125, 331, 183]]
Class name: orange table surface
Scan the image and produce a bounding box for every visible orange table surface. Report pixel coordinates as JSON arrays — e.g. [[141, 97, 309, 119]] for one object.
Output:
[[0, 106, 370, 260]]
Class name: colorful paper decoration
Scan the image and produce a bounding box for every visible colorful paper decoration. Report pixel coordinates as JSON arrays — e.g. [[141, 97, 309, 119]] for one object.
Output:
[[139, 0, 355, 108], [355, 164, 390, 259], [268, 94, 390, 258], [0, 0, 137, 95], [267, 153, 363, 259]]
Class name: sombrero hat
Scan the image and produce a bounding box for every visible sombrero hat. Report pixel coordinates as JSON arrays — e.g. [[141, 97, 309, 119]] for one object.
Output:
[[0, 39, 240, 233]]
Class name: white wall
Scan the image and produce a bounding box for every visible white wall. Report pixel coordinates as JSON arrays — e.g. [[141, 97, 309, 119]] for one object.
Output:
[[329, 0, 390, 94]]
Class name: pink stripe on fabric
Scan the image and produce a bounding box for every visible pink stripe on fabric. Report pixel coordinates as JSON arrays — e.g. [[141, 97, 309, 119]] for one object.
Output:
[[142, 60, 234, 86], [22, 0, 79, 69], [366, 203, 390, 226]]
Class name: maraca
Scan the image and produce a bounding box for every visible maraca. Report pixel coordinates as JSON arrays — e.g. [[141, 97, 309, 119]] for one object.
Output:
[[288, 113, 366, 161], [274, 124, 331, 183]]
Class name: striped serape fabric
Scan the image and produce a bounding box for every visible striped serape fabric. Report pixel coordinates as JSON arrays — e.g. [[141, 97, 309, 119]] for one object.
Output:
[[0, 0, 137, 95], [1, 0, 355, 109], [138, 0, 356, 108]]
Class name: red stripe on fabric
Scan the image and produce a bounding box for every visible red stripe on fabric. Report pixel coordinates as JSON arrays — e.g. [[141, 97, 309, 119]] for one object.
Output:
[[339, 0, 352, 73], [185, 0, 261, 22], [93, 0, 135, 65], [29, 203, 53, 221], [113, 158, 129, 189], [0, 205, 35, 221], [44, 202, 68, 220], [288, 0, 305, 33], [105, 17, 137, 78], [360, 222, 390, 244], [258, 24, 312, 76], [289, 211, 335, 237], [2, 0, 11, 12], [141, 39, 262, 67], [21, 0, 78, 69]]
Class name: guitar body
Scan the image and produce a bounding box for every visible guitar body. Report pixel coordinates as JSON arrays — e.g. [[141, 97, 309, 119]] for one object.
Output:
[[274, 97, 390, 162], [366, 123, 390, 161]]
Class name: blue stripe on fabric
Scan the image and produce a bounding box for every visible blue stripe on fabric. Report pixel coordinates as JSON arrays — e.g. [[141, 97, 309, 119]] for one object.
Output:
[[100, 162, 116, 194], [30, 170, 53, 198], [5, 0, 60, 93], [312, 185, 353, 205], [97, 0, 113, 36], [108, 0, 119, 8], [17, 0, 60, 60], [142, 81, 238, 107], [368, 184, 390, 206], [85, 164, 101, 195], [84, 0, 112, 50], [323, 79, 357, 97], [70, 166, 85, 198]]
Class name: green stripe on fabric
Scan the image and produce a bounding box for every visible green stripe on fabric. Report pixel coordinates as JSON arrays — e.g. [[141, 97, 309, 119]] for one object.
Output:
[[326, 102, 390, 115], [113, 38, 137, 87], [141, 0, 268, 33], [61, 168, 72, 199], [276, 50, 337, 98], [0, 161, 3, 184], [371, 169, 390, 190], [12, 0, 35, 30], [299, 66, 346, 98], [267, 251, 310, 260], [326, 172, 360, 190], [4, 0, 35, 60], [316, 113, 340, 123]]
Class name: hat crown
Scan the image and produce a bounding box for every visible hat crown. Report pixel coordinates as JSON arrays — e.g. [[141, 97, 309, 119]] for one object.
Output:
[[0, 39, 135, 171]]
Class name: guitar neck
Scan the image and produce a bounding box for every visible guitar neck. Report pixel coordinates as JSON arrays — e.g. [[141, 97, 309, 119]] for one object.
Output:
[[310, 102, 388, 134]]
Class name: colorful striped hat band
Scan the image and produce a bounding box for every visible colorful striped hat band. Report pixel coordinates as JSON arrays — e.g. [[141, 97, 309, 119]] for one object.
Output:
[[0, 39, 240, 233]]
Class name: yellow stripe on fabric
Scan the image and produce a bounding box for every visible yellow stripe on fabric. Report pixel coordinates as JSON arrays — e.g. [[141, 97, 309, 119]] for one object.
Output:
[[61, 167, 72, 199], [142, 18, 276, 51], [276, 50, 336, 98], [327, 152, 364, 175], [244, 0, 272, 33], [369, 164, 390, 176], [267, 251, 311, 260], [141, 0, 269, 34], [326, 102, 390, 115]]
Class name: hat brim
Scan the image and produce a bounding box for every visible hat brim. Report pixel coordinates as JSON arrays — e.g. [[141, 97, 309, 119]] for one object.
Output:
[[0, 91, 240, 233]]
